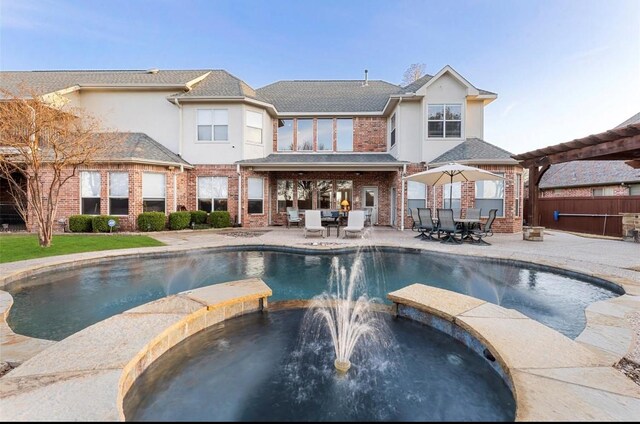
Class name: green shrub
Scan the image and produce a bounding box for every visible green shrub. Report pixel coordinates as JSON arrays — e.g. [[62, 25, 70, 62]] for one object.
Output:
[[210, 211, 231, 228], [68, 215, 93, 232], [169, 211, 191, 230], [92, 216, 120, 233], [190, 210, 208, 225], [137, 212, 166, 232]]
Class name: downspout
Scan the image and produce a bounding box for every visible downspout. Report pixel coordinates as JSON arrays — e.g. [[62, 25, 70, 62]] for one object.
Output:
[[237, 164, 242, 226], [172, 98, 183, 157], [401, 164, 406, 231]]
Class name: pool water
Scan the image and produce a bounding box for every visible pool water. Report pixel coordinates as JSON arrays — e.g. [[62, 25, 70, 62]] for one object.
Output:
[[6, 248, 619, 341], [124, 309, 516, 422]]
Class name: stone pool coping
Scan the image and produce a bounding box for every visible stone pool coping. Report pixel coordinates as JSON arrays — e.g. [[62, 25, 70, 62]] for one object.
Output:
[[1, 280, 638, 421], [388, 284, 640, 421], [0, 278, 271, 421]]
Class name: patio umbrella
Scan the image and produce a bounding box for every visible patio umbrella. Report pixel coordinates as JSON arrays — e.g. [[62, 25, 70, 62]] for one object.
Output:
[[403, 162, 505, 207]]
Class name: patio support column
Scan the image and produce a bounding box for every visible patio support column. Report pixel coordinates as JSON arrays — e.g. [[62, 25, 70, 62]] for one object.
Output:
[[528, 165, 540, 226]]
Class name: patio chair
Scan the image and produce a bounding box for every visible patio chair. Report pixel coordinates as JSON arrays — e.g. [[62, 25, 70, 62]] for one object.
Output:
[[417, 208, 440, 241], [465, 208, 482, 230], [286, 207, 302, 228], [343, 210, 365, 238], [469, 209, 497, 246], [364, 207, 373, 227], [303, 210, 325, 238], [409, 208, 420, 232], [437, 208, 462, 244]]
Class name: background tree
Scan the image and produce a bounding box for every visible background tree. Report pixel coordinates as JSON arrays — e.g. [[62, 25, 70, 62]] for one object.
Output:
[[0, 89, 114, 247], [402, 63, 426, 86]]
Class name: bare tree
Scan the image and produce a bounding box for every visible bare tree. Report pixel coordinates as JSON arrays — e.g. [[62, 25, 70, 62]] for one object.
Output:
[[402, 63, 426, 86], [0, 88, 114, 247]]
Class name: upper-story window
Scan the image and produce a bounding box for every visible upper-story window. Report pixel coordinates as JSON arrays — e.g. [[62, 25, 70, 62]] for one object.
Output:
[[427, 104, 461, 138], [390, 114, 396, 147], [336, 119, 353, 151], [277, 119, 294, 151], [246, 111, 263, 144], [197, 109, 228, 142], [317, 119, 333, 151], [297, 119, 313, 151]]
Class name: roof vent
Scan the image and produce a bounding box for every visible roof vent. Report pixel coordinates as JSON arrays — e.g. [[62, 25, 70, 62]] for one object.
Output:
[[146, 68, 159, 74], [363, 69, 369, 86]]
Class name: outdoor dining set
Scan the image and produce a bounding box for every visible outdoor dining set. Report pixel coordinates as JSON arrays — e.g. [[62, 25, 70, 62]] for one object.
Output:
[[410, 207, 498, 245], [285, 207, 370, 239]]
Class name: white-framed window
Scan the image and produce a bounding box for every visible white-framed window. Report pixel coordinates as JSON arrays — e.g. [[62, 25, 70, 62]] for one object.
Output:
[[197, 109, 228, 142], [277, 119, 294, 151], [390, 114, 396, 147], [143, 173, 166, 213], [336, 119, 353, 151], [297, 180, 313, 209], [197, 177, 228, 212], [407, 181, 426, 216], [428, 104, 462, 138], [109, 172, 129, 216], [297, 119, 313, 151], [630, 184, 640, 196], [246, 110, 263, 144], [316, 180, 333, 208], [514, 174, 521, 217], [81, 171, 101, 215], [336, 180, 353, 209], [277, 180, 293, 213], [475, 173, 505, 217], [248, 177, 263, 214], [593, 187, 614, 196], [317, 119, 333, 151]]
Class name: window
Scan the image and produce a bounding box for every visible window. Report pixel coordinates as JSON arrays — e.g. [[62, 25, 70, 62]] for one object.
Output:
[[428, 104, 462, 138], [277, 119, 294, 151], [297, 119, 313, 151], [317, 119, 333, 151], [277, 180, 293, 213], [630, 184, 640, 196], [246, 111, 263, 144], [109, 172, 128, 215], [390, 114, 396, 147], [593, 187, 614, 196], [336, 119, 353, 151], [407, 181, 426, 216], [297, 180, 313, 210], [197, 109, 228, 142], [317, 180, 333, 209], [248, 177, 263, 214], [336, 180, 353, 209], [143, 173, 166, 213], [198, 177, 228, 212], [81, 171, 101, 215], [475, 173, 505, 217], [443, 182, 461, 211]]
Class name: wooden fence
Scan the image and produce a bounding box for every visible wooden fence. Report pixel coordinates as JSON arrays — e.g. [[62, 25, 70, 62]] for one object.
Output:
[[524, 196, 640, 237]]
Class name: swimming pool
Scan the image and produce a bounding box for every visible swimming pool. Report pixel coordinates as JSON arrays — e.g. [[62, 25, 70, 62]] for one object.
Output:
[[5, 247, 620, 341]]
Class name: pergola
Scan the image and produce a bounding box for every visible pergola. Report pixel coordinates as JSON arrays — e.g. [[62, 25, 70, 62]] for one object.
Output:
[[511, 122, 640, 226]]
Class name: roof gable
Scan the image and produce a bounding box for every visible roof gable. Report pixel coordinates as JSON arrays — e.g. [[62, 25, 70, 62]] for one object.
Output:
[[430, 138, 517, 165]]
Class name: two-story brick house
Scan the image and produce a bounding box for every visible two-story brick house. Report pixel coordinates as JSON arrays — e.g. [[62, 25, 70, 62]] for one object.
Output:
[[1, 66, 523, 232]]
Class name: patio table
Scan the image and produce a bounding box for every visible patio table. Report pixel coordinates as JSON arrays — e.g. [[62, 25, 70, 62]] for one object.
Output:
[[455, 218, 482, 241]]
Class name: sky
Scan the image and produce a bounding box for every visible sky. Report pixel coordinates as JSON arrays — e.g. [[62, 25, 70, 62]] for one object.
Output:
[[1, 0, 639, 155]]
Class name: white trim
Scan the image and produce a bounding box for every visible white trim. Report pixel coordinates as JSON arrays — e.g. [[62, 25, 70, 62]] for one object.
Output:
[[196, 176, 229, 213], [108, 171, 130, 216], [142, 172, 167, 214], [419, 65, 480, 96], [100, 158, 193, 169], [247, 176, 265, 215], [80, 171, 101, 215], [474, 172, 506, 218], [426, 103, 464, 140], [196, 108, 229, 142]]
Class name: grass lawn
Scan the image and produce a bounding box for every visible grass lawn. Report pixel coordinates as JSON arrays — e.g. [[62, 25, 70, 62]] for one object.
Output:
[[0, 234, 165, 264]]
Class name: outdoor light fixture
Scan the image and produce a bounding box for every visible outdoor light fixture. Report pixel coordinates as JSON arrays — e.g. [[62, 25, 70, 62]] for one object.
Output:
[[341, 199, 350, 211]]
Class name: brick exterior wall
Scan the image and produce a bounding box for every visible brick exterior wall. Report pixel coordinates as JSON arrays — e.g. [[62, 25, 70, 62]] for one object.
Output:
[[541, 185, 630, 198], [271, 117, 387, 152], [185, 165, 239, 224]]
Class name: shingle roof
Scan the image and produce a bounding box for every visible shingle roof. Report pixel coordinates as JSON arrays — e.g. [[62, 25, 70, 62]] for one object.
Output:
[[402, 74, 434, 93], [616, 112, 640, 128], [539, 161, 640, 189], [256, 80, 404, 113], [430, 138, 517, 165], [0, 70, 210, 98], [96, 132, 192, 167], [170, 70, 260, 99], [236, 153, 404, 164]]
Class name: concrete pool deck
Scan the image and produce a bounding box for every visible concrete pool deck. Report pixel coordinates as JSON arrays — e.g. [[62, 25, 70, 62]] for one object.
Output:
[[0, 226, 639, 420]]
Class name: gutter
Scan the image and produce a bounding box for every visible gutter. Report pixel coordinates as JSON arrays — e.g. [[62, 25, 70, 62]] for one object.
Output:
[[237, 163, 242, 226]]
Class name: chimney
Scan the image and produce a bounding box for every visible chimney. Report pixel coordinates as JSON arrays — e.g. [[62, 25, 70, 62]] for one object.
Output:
[[363, 69, 369, 86]]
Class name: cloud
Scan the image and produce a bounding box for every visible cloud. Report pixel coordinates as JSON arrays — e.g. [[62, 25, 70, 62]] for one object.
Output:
[[566, 45, 610, 62], [500, 102, 519, 119]]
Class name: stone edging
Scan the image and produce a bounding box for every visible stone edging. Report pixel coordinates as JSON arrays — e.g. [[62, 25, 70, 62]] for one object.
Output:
[[0, 279, 271, 421], [388, 284, 640, 421]]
